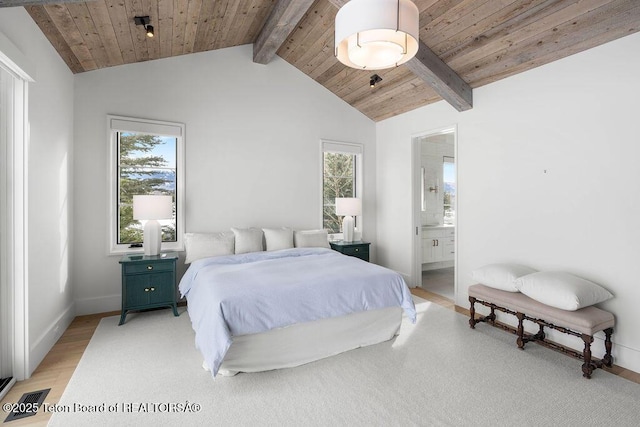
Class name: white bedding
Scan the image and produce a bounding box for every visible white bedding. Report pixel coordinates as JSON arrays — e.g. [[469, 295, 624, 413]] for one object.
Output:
[[179, 247, 416, 377], [215, 306, 403, 376]]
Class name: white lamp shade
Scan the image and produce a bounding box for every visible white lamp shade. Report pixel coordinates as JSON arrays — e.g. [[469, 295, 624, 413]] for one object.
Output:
[[335, 197, 362, 216], [133, 195, 173, 220], [335, 0, 419, 70]]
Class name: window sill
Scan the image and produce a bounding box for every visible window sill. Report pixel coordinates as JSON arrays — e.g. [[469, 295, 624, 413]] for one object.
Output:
[[109, 243, 184, 256]]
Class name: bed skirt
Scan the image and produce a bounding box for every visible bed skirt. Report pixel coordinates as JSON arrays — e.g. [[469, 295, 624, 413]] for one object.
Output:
[[203, 306, 403, 376]]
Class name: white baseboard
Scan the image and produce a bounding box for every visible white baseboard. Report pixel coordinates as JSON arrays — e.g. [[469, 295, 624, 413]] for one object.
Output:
[[0, 377, 16, 401], [607, 343, 640, 374], [75, 294, 120, 316], [29, 301, 75, 376]]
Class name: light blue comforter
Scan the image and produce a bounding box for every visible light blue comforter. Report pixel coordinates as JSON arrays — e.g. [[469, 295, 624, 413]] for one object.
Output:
[[179, 247, 416, 377]]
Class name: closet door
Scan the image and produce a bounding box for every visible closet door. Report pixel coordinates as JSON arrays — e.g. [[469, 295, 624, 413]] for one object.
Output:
[[0, 64, 14, 395]]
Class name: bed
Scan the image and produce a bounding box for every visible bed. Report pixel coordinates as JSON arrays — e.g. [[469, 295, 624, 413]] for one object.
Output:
[[179, 245, 416, 378]]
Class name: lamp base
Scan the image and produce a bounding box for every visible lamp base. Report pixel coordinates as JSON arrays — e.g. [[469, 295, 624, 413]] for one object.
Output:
[[143, 219, 162, 256], [342, 215, 355, 243]]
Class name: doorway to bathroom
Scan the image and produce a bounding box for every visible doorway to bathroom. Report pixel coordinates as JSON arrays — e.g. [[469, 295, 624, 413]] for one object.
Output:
[[412, 127, 456, 301]]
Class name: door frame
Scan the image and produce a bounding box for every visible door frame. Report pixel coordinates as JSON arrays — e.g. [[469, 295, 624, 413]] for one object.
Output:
[[0, 32, 34, 389], [411, 125, 458, 296]]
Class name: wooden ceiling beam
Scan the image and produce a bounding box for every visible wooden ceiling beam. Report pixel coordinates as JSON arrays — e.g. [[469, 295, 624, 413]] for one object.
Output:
[[327, 0, 473, 111], [0, 0, 95, 6], [253, 0, 316, 65], [404, 41, 472, 111]]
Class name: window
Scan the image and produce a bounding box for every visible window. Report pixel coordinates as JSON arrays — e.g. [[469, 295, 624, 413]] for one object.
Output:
[[109, 116, 185, 254], [321, 140, 363, 234], [443, 156, 455, 225]]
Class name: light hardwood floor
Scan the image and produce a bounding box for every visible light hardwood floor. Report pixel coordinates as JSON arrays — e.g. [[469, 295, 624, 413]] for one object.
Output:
[[2, 294, 639, 426], [0, 311, 118, 426]]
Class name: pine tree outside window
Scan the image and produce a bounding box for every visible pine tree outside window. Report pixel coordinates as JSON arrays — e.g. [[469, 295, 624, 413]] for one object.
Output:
[[321, 140, 363, 236], [108, 116, 185, 254]]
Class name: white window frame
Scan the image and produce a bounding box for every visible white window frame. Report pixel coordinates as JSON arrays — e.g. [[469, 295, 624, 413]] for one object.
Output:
[[108, 115, 185, 254], [320, 139, 364, 238]]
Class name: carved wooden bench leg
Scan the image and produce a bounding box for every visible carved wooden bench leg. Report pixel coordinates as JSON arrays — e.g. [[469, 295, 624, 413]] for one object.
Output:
[[581, 334, 594, 379], [533, 324, 545, 341], [602, 328, 614, 367], [516, 312, 525, 349], [469, 296, 477, 329], [488, 304, 496, 325]]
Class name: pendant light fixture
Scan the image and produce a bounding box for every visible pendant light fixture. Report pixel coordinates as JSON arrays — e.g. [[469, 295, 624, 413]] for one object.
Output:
[[334, 0, 419, 70]]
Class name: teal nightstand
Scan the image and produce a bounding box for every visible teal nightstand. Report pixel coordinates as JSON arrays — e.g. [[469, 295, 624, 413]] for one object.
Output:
[[119, 252, 179, 325], [329, 241, 370, 262]]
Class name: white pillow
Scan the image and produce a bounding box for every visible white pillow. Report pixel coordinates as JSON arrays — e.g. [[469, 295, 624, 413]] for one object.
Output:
[[231, 227, 264, 254], [262, 227, 294, 251], [515, 271, 613, 311], [471, 263, 537, 292], [294, 229, 330, 248], [184, 232, 235, 264]]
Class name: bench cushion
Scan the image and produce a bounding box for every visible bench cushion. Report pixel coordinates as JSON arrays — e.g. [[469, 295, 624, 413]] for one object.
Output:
[[469, 284, 614, 336]]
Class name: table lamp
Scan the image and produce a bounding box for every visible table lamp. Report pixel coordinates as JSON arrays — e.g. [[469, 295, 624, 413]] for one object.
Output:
[[133, 195, 173, 256], [335, 197, 362, 243]]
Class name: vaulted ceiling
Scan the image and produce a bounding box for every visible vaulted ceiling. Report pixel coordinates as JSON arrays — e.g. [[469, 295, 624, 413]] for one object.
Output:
[[7, 0, 640, 121]]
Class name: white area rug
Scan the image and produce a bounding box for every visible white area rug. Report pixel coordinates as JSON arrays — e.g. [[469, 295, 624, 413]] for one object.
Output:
[[49, 299, 640, 426]]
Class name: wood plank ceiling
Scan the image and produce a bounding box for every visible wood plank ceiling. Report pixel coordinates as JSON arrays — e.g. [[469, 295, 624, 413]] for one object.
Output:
[[14, 0, 640, 121]]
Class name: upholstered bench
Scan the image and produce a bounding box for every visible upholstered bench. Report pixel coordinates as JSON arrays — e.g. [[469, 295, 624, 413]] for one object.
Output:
[[468, 284, 615, 378]]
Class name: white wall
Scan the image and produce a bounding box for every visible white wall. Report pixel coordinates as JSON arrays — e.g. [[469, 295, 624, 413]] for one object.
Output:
[[377, 32, 640, 372], [0, 8, 75, 375], [73, 45, 376, 314]]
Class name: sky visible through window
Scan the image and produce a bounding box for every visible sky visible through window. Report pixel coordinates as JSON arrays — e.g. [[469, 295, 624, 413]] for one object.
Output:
[[443, 162, 455, 182]]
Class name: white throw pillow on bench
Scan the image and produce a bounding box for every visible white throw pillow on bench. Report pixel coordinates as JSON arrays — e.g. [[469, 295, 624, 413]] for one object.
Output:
[[471, 263, 537, 292], [515, 271, 613, 311]]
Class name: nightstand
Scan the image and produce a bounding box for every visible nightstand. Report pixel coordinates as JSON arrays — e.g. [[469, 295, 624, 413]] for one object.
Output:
[[329, 241, 370, 262], [119, 252, 179, 325]]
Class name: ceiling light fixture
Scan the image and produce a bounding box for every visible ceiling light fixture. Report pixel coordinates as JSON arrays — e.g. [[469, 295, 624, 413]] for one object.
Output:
[[134, 16, 154, 38], [370, 74, 382, 88], [334, 0, 419, 70]]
